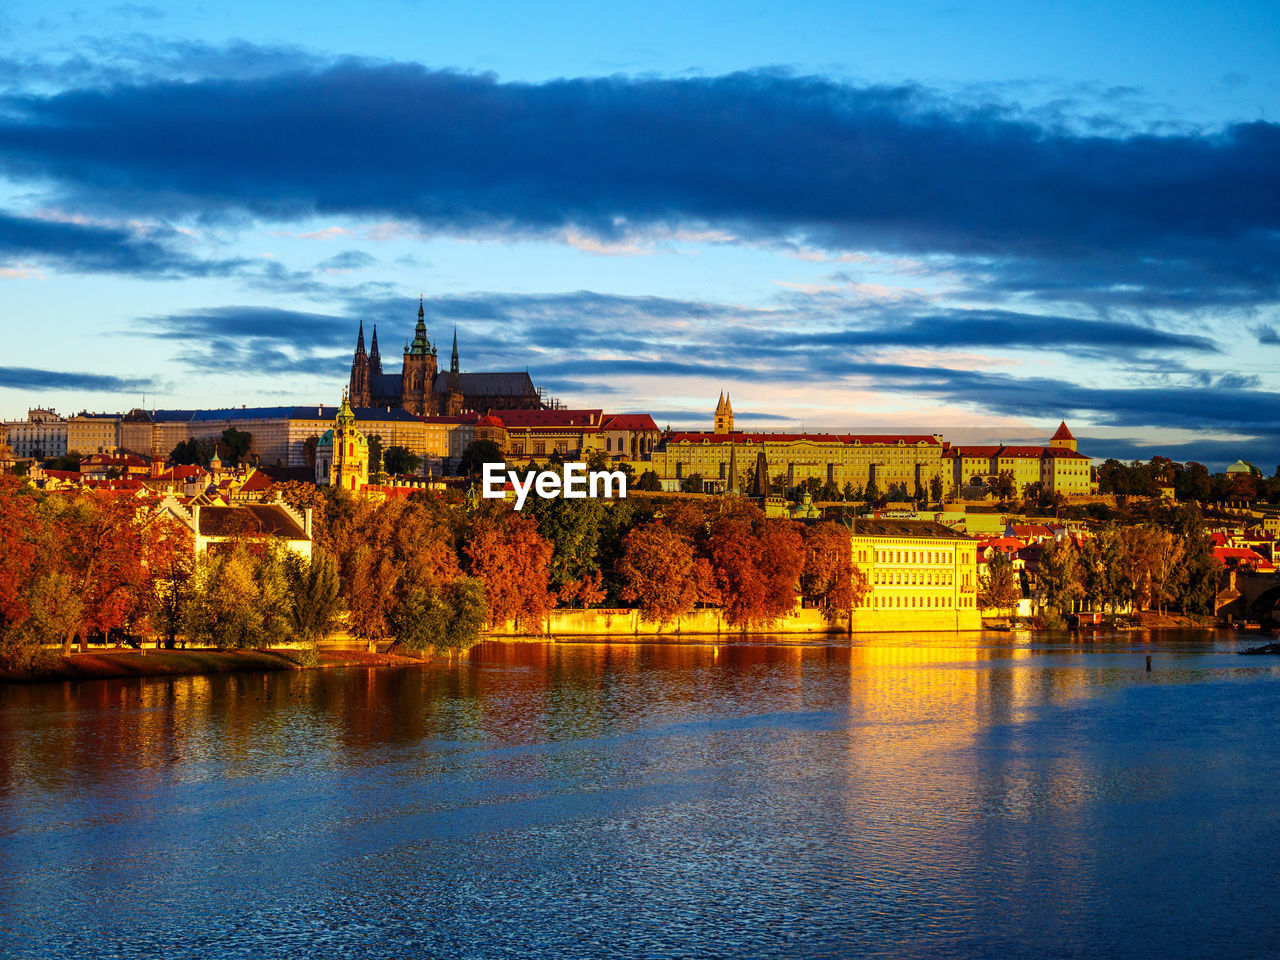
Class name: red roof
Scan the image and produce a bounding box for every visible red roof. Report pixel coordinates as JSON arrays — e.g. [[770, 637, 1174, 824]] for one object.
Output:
[[601, 414, 659, 431], [667, 432, 941, 446], [947, 445, 1004, 458], [476, 414, 505, 428], [1052, 421, 1075, 441], [1214, 547, 1274, 570], [238, 472, 274, 492], [493, 409, 603, 429], [997, 445, 1049, 458]]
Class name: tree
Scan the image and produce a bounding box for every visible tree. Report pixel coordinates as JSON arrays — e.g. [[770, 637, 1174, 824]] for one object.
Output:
[[383, 445, 421, 476], [929, 474, 944, 504], [617, 522, 700, 623], [634, 470, 662, 491], [366, 434, 384, 475], [679, 472, 705, 494], [979, 551, 1021, 615], [1038, 537, 1084, 616], [465, 511, 552, 630], [302, 434, 320, 469], [219, 427, 253, 466], [1171, 505, 1217, 615], [182, 544, 292, 650], [706, 517, 805, 628], [842, 481, 861, 500], [863, 478, 880, 503], [459, 440, 504, 477], [527, 496, 606, 604], [170, 438, 214, 467], [988, 470, 1016, 501], [287, 549, 343, 643], [801, 521, 867, 615]]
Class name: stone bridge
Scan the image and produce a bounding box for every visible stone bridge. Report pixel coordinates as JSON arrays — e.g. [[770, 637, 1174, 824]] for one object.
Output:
[[1217, 570, 1280, 624]]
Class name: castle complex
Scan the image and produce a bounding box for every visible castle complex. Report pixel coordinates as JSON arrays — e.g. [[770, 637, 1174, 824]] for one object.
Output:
[[347, 298, 543, 416]]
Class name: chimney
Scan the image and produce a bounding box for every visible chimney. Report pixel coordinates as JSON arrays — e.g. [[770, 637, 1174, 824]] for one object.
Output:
[[191, 503, 201, 536], [304, 507, 313, 539]]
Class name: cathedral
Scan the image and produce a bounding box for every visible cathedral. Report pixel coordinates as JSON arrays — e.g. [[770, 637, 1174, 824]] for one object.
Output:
[[348, 298, 544, 416]]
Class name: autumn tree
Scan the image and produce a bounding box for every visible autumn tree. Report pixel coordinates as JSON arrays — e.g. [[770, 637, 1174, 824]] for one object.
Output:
[[617, 522, 700, 624], [1038, 537, 1085, 616], [465, 510, 552, 630], [801, 521, 867, 616], [286, 548, 343, 644]]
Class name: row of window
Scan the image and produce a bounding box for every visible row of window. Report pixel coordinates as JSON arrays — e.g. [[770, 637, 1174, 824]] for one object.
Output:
[[874, 549, 955, 564], [509, 441, 571, 457], [862, 595, 974, 609], [875, 569, 954, 586]]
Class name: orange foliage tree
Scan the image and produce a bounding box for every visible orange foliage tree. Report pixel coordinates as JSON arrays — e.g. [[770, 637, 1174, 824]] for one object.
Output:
[[801, 521, 867, 616], [617, 522, 700, 624], [465, 509, 553, 630]]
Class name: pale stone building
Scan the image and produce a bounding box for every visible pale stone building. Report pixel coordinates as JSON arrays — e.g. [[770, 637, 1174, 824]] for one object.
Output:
[[945, 422, 1091, 498], [2, 409, 68, 459]]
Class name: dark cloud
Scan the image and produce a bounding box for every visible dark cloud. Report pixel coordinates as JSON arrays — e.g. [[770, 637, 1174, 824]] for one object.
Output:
[[0, 365, 155, 391], [0, 209, 249, 277], [1253, 324, 1280, 345], [785, 309, 1218, 355], [1077, 435, 1280, 474], [0, 62, 1276, 307]]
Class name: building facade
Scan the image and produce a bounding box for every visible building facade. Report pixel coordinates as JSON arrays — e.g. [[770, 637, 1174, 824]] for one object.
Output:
[[2, 409, 68, 459], [497, 409, 606, 461], [945, 422, 1091, 497], [67, 412, 123, 455], [850, 519, 981, 630]]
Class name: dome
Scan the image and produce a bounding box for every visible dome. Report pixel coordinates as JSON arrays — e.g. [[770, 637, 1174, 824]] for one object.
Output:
[[316, 428, 335, 449]]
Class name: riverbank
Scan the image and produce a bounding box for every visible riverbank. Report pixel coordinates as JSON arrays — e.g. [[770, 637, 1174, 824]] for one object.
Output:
[[0, 648, 427, 685]]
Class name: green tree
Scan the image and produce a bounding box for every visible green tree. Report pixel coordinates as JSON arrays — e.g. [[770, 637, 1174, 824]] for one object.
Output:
[[287, 549, 343, 643], [679, 472, 704, 493], [1171, 505, 1217, 615], [634, 470, 662, 491], [366, 434, 384, 474], [863, 478, 880, 502], [1038, 537, 1085, 615], [459, 439, 504, 477], [219, 427, 253, 466], [383, 445, 421, 476], [929, 474, 944, 504], [979, 550, 1021, 614]]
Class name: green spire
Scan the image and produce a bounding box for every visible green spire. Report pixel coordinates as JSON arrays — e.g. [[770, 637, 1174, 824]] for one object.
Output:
[[337, 388, 356, 427], [409, 295, 430, 356]]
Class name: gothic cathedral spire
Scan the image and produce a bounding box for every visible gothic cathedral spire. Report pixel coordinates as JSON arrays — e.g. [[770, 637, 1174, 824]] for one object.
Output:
[[369, 324, 383, 375], [451, 326, 460, 375]]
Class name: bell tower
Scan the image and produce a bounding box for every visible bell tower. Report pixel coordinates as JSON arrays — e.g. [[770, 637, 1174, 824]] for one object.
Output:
[[401, 296, 439, 415]]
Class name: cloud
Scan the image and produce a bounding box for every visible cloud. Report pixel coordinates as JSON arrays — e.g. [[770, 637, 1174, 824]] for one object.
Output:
[[0, 209, 249, 277], [318, 249, 376, 272], [0, 366, 156, 391], [0, 61, 1275, 308]]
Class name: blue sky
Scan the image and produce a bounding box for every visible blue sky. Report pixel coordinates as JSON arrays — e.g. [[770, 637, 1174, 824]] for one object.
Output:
[[0, 0, 1277, 468]]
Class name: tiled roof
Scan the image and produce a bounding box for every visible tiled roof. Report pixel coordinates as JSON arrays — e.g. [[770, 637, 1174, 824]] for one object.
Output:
[[601, 414, 659, 431], [494, 409, 603, 428], [947, 446, 1004, 458], [436, 371, 539, 397], [1051, 421, 1075, 441], [853, 519, 974, 540], [668, 432, 942, 445], [197, 505, 308, 540]]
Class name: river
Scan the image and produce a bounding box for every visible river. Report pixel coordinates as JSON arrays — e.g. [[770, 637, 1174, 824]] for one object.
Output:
[[1, 632, 1278, 959]]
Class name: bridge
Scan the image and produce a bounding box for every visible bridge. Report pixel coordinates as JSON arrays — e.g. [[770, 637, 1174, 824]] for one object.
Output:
[[1217, 570, 1280, 625]]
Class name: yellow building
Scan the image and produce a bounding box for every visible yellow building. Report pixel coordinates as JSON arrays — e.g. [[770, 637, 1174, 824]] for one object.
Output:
[[67, 412, 122, 455], [498, 409, 605, 461], [850, 519, 981, 631], [945, 422, 1091, 498], [661, 431, 950, 495], [315, 393, 369, 492]]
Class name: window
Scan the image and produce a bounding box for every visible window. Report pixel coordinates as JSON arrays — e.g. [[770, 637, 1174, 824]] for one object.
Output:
[[534, 442, 545, 457], [606, 437, 612, 452], [556, 441, 568, 455]]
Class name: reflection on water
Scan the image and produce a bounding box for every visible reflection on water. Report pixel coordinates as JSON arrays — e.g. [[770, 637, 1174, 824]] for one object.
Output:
[[1, 631, 1278, 959]]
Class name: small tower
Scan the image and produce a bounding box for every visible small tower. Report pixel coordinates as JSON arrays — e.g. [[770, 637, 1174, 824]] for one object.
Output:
[[714, 392, 735, 434], [369, 324, 383, 376], [1050, 421, 1077, 453], [450, 326, 460, 375], [315, 390, 369, 492], [349, 320, 371, 406]]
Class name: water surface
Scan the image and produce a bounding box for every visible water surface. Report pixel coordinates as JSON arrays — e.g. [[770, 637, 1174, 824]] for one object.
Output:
[[1, 632, 1278, 958]]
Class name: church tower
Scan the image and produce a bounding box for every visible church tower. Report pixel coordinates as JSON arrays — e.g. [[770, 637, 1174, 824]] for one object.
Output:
[[349, 321, 371, 406], [401, 296, 438, 416], [451, 327, 460, 375], [714, 392, 735, 434], [315, 390, 369, 492]]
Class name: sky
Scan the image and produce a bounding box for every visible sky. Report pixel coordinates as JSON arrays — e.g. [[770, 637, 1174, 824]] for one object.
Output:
[[0, 0, 1277, 469]]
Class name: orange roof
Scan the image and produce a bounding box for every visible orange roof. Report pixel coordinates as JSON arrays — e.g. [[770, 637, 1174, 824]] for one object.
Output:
[[476, 414, 505, 428], [493, 409, 603, 429], [668, 432, 941, 445], [1052, 421, 1075, 441]]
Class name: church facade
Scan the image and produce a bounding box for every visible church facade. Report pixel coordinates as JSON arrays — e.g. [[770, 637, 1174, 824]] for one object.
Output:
[[348, 298, 544, 416]]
